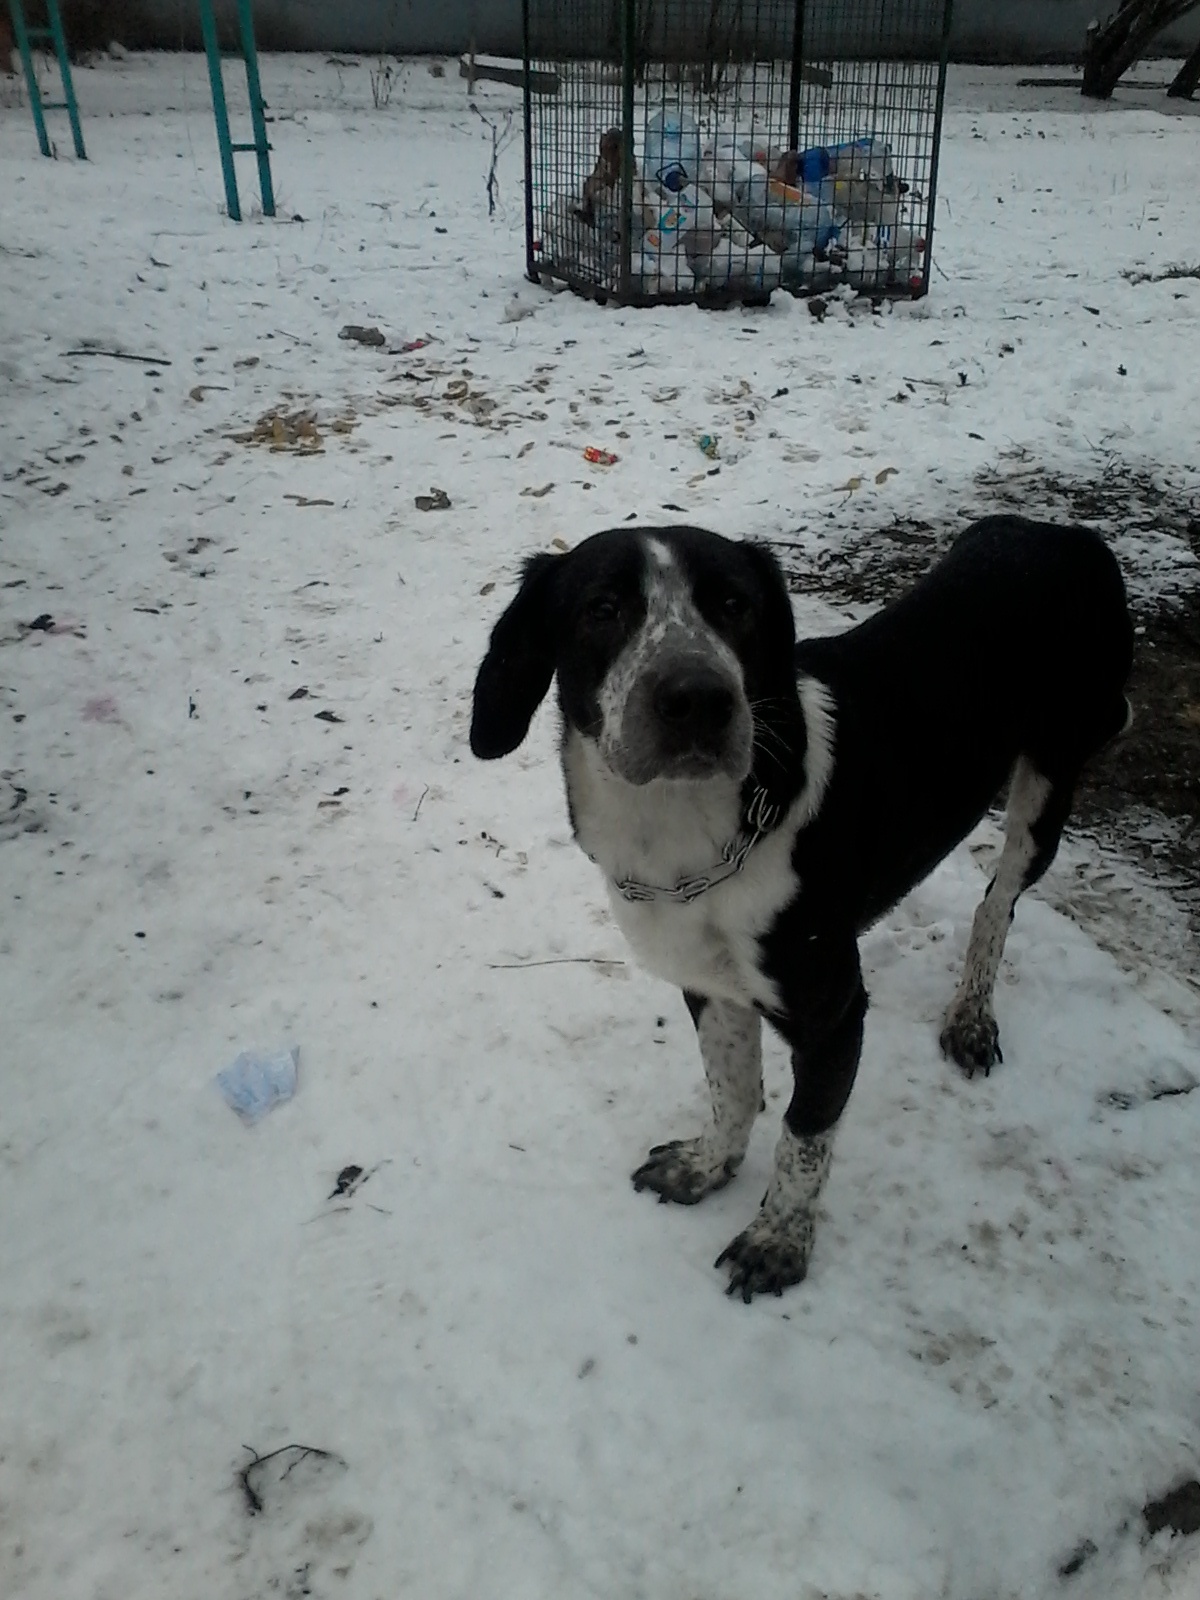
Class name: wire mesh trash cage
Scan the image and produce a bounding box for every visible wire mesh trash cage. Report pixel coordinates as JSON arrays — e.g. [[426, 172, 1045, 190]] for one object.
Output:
[[522, 0, 953, 307]]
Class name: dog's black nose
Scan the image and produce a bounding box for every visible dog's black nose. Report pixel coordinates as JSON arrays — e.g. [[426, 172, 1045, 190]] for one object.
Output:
[[652, 668, 735, 741]]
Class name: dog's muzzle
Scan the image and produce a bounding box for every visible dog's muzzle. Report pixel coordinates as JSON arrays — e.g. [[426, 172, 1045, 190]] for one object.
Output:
[[650, 665, 736, 764], [605, 658, 751, 784]]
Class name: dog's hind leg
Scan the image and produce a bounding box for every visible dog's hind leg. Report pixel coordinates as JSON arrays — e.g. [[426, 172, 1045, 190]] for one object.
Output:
[[631, 994, 762, 1205], [940, 755, 1074, 1077]]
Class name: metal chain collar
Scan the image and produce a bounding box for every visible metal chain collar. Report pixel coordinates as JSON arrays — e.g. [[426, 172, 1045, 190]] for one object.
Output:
[[600, 786, 782, 907]]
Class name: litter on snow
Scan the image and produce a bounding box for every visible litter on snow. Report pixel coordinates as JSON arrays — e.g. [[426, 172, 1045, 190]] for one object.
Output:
[[215, 1046, 299, 1124]]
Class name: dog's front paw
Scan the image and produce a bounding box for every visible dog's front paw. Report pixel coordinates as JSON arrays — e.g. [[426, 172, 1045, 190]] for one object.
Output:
[[714, 1210, 815, 1302], [939, 1003, 1003, 1078], [631, 1138, 742, 1206]]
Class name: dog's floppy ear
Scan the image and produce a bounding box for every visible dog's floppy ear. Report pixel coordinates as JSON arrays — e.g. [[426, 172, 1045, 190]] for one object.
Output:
[[741, 539, 797, 646], [470, 553, 562, 759], [737, 540, 808, 828]]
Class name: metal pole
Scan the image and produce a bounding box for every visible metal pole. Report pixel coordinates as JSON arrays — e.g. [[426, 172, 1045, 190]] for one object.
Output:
[[46, 0, 84, 158], [521, 0, 536, 283], [920, 0, 954, 297], [8, 0, 52, 156], [787, 0, 805, 153], [619, 0, 635, 302], [236, 0, 275, 216], [198, 0, 241, 221]]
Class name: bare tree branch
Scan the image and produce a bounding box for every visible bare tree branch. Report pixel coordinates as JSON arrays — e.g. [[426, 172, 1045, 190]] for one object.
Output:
[[1082, 0, 1200, 99], [1167, 31, 1200, 94]]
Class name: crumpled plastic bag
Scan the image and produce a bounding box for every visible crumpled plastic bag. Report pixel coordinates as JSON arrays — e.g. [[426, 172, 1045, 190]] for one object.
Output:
[[216, 1046, 299, 1124]]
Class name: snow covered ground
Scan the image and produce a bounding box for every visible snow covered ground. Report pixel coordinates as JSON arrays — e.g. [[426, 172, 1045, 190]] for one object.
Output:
[[2, 51, 1199, 1600]]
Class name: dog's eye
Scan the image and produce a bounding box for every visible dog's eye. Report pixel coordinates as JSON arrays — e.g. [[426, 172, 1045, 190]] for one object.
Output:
[[721, 590, 750, 620], [584, 594, 619, 623]]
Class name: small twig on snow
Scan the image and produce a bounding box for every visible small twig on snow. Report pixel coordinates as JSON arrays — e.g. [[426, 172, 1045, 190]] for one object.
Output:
[[488, 956, 626, 969], [63, 348, 172, 365], [238, 1443, 346, 1516]]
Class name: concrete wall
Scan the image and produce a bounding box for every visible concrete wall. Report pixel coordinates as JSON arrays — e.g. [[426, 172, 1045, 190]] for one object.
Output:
[[71, 0, 1200, 64]]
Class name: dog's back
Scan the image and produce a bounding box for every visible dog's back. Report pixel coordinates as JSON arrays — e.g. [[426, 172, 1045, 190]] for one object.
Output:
[[791, 516, 1132, 930]]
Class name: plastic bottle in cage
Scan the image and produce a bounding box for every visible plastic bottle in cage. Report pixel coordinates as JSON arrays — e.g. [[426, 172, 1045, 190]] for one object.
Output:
[[637, 107, 708, 290], [700, 138, 839, 258], [643, 107, 703, 199], [783, 137, 908, 231]]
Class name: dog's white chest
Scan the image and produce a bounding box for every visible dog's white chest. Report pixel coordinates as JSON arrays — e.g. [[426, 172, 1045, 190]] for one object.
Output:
[[609, 888, 773, 1007], [603, 827, 800, 1010], [563, 729, 808, 1011]]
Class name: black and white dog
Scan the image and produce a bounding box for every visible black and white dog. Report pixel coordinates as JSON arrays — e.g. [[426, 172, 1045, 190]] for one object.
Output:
[[470, 517, 1132, 1301]]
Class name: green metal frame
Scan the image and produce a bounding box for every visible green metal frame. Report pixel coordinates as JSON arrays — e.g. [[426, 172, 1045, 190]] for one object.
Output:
[[618, 0, 635, 303], [197, 0, 276, 222], [8, 0, 86, 159], [921, 0, 955, 298]]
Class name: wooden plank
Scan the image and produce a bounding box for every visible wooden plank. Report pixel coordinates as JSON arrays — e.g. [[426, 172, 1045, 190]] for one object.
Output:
[[459, 54, 560, 95]]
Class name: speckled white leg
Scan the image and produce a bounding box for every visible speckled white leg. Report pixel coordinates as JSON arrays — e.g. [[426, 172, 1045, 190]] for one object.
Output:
[[941, 757, 1053, 1076], [632, 999, 762, 1205], [715, 1124, 834, 1300]]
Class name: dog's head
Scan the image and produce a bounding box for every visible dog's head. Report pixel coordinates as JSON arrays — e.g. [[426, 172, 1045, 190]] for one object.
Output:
[[471, 526, 807, 813]]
